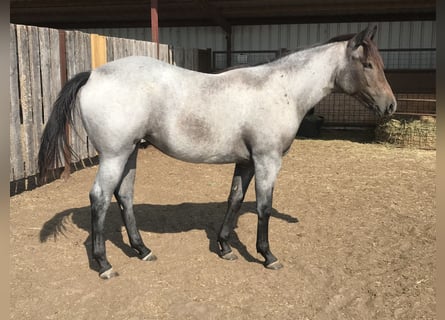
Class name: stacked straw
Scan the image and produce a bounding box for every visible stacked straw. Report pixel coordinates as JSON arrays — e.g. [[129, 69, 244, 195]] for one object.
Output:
[[375, 116, 436, 150]]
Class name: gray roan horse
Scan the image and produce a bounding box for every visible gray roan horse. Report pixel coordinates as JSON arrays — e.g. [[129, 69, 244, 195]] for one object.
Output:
[[38, 25, 396, 279]]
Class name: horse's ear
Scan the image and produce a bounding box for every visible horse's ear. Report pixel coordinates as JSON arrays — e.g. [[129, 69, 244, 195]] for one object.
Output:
[[369, 24, 377, 40], [348, 25, 377, 50]]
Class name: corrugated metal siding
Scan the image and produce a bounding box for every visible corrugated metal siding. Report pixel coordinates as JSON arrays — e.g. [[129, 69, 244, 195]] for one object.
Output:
[[83, 21, 435, 51], [83, 21, 435, 69]]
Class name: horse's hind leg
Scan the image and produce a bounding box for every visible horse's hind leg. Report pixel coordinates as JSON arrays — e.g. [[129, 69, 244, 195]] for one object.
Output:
[[114, 147, 155, 262], [89, 148, 135, 279], [218, 163, 254, 260]]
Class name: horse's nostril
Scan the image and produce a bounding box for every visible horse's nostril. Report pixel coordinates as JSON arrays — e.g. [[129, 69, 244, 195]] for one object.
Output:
[[387, 104, 395, 115]]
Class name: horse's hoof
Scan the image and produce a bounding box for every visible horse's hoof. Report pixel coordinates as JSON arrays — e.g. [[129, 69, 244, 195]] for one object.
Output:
[[265, 260, 283, 270], [142, 251, 157, 262], [99, 268, 119, 279], [221, 251, 238, 261]]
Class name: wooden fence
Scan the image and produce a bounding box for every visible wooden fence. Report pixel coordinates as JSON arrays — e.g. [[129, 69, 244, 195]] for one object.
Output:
[[10, 23, 202, 193]]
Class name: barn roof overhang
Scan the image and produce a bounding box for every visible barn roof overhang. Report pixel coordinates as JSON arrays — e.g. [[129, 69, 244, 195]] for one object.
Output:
[[10, 0, 436, 30]]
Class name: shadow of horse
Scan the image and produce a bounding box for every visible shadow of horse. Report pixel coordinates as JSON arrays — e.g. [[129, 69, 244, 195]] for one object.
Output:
[[40, 201, 298, 272]]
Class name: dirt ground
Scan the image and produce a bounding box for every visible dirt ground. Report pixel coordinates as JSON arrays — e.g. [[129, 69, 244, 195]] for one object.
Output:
[[10, 133, 436, 319]]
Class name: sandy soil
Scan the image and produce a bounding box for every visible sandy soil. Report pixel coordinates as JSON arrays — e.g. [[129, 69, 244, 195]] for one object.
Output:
[[10, 135, 436, 319]]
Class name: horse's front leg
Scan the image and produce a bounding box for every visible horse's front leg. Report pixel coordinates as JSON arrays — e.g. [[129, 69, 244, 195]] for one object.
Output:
[[253, 153, 284, 270]]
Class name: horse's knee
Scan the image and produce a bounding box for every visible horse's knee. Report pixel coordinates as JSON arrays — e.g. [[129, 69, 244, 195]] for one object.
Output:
[[89, 183, 103, 203]]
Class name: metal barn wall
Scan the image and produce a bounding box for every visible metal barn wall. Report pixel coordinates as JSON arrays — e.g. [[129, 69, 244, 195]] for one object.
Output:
[[84, 20, 436, 52]]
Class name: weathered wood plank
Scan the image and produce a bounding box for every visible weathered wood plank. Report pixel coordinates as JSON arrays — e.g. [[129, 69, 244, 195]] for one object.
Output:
[[115, 37, 121, 59], [65, 30, 76, 79], [106, 36, 114, 62], [10, 24, 24, 181], [131, 38, 137, 56], [111, 37, 119, 60], [119, 38, 126, 59], [48, 28, 62, 122], [159, 43, 170, 63], [38, 27, 52, 125], [17, 25, 38, 178], [28, 25, 44, 174], [139, 40, 148, 56]]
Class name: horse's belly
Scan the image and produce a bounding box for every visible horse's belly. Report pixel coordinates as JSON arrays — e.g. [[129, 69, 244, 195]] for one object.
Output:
[[147, 134, 250, 164]]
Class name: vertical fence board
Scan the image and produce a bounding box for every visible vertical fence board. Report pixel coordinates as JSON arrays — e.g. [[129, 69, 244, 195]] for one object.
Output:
[[106, 37, 114, 61], [10, 24, 24, 181], [113, 38, 120, 59], [111, 37, 119, 60], [39, 27, 52, 124], [112, 37, 119, 59], [28, 26, 44, 175], [121, 38, 127, 58], [141, 41, 148, 56], [17, 25, 37, 178], [159, 43, 169, 62], [48, 28, 62, 121]]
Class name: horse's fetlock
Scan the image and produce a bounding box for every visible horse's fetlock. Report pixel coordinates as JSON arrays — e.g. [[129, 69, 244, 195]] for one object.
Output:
[[256, 241, 270, 254]]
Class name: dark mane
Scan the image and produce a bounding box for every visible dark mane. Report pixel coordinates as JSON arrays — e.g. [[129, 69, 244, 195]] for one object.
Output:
[[325, 33, 355, 43]]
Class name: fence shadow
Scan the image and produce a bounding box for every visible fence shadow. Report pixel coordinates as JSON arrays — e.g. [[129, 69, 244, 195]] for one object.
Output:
[[305, 127, 376, 143], [39, 201, 299, 272]]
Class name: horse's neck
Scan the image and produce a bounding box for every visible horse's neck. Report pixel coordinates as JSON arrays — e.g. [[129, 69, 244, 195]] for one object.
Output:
[[271, 42, 346, 116]]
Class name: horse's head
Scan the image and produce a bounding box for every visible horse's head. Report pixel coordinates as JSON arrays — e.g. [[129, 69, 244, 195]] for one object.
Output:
[[334, 25, 397, 116]]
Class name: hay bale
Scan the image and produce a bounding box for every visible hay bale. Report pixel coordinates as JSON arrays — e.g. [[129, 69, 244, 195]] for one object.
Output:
[[375, 116, 436, 150]]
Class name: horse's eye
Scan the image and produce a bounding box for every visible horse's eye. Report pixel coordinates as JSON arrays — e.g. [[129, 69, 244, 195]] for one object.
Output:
[[363, 62, 373, 69]]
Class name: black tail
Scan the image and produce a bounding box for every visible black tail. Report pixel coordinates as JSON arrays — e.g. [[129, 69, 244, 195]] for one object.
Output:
[[38, 71, 91, 182]]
